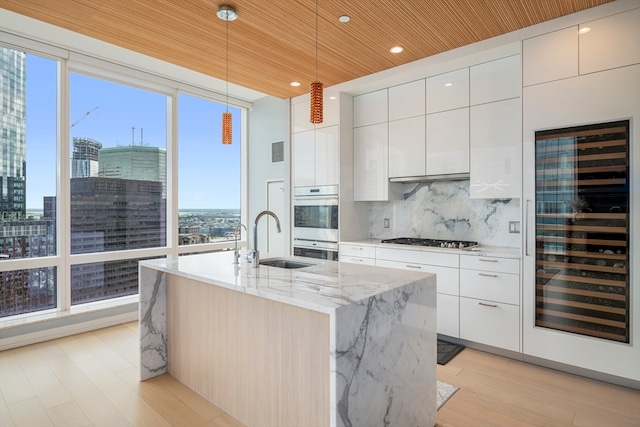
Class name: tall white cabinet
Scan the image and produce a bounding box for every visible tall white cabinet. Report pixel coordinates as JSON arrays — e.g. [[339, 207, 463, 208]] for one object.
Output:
[[522, 7, 640, 381], [469, 55, 522, 199]]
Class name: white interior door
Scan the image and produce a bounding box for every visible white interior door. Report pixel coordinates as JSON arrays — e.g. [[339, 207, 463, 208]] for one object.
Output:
[[266, 180, 285, 256]]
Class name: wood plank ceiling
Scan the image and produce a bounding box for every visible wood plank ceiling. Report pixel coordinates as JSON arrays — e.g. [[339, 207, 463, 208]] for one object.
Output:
[[2, 0, 613, 99]]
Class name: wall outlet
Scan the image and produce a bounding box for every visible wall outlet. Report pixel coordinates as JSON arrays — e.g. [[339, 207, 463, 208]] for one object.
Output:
[[509, 221, 520, 234], [383, 218, 390, 228]]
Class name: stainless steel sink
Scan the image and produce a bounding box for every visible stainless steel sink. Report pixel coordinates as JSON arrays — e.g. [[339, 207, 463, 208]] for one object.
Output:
[[259, 259, 314, 269]]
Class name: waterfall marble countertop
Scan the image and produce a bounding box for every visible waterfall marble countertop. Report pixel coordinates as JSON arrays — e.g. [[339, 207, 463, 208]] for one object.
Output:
[[139, 250, 436, 314]]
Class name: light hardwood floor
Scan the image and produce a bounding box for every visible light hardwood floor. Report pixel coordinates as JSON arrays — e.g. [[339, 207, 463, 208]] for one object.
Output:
[[1, 321, 638, 427]]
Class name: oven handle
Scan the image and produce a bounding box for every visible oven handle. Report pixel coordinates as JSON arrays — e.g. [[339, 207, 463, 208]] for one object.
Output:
[[293, 195, 339, 206]]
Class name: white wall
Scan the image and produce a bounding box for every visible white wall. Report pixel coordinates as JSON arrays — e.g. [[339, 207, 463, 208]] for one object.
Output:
[[247, 96, 291, 254]]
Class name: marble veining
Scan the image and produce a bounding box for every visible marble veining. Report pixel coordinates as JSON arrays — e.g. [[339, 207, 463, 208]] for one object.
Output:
[[139, 268, 167, 380], [370, 180, 520, 247], [139, 251, 437, 426]]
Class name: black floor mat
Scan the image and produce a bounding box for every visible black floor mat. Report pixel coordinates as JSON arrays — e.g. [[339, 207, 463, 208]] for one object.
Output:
[[437, 340, 464, 365]]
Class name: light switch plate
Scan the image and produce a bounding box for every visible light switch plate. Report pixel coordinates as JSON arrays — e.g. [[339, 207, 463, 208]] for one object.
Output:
[[509, 221, 520, 234], [383, 218, 390, 228]]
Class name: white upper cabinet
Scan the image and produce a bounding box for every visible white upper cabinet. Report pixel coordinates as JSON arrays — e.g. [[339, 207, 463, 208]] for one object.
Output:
[[354, 122, 395, 201], [314, 125, 340, 186], [292, 96, 339, 133], [579, 8, 640, 74], [426, 68, 469, 114], [293, 126, 339, 187], [523, 26, 578, 86], [426, 107, 469, 175], [470, 98, 521, 199], [293, 130, 315, 187], [389, 79, 426, 121], [389, 115, 426, 178], [354, 89, 388, 127], [470, 55, 521, 105]]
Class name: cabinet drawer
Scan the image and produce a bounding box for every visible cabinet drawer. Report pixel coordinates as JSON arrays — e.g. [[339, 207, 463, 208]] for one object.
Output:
[[460, 297, 519, 352], [340, 255, 375, 266], [460, 269, 519, 305], [437, 293, 459, 338], [375, 259, 459, 295], [340, 244, 375, 259], [460, 255, 519, 274], [376, 247, 459, 268]]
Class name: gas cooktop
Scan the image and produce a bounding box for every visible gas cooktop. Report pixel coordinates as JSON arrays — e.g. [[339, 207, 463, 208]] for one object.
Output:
[[380, 237, 478, 249]]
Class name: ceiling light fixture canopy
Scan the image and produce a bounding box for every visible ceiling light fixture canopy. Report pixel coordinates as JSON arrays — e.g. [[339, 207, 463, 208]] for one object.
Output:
[[218, 4, 237, 144], [216, 5, 238, 21]]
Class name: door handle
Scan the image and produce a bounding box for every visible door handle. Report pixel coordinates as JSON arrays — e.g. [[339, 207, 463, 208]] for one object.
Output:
[[478, 273, 498, 278]]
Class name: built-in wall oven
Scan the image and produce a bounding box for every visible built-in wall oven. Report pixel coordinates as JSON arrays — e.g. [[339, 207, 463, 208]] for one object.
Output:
[[293, 185, 339, 260]]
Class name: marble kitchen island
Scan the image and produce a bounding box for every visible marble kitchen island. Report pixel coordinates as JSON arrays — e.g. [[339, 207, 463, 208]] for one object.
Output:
[[139, 251, 437, 427]]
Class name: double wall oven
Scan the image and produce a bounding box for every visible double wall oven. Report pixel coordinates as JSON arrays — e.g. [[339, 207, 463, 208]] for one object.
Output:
[[293, 185, 339, 260]]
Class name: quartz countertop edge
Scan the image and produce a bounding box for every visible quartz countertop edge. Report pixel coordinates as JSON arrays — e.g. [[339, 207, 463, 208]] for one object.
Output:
[[139, 251, 436, 315], [341, 238, 521, 259]]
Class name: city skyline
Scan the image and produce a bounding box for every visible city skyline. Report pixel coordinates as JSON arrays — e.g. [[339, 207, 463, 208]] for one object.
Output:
[[24, 53, 242, 210]]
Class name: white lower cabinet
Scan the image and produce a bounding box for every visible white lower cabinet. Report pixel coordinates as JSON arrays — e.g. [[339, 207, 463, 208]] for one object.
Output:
[[375, 247, 460, 338], [459, 297, 519, 351], [339, 243, 376, 265], [460, 254, 520, 351], [437, 293, 459, 338]]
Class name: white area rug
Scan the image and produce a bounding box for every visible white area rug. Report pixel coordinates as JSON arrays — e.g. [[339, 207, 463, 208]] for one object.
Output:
[[437, 381, 459, 410]]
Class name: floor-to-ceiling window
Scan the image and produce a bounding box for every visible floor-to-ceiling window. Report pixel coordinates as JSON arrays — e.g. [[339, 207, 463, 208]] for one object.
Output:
[[0, 48, 57, 317], [177, 93, 242, 247], [0, 39, 246, 321]]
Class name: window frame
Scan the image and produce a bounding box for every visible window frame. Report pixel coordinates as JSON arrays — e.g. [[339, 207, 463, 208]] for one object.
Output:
[[0, 32, 249, 326]]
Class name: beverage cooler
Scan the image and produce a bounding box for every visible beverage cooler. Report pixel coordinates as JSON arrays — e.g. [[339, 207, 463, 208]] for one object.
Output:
[[533, 120, 630, 343]]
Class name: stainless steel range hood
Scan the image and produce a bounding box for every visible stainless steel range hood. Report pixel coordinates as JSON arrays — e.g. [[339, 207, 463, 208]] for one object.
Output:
[[389, 173, 470, 183]]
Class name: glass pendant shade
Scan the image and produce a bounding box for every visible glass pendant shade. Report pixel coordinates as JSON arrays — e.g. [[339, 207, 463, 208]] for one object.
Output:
[[222, 111, 232, 145], [310, 81, 323, 124]]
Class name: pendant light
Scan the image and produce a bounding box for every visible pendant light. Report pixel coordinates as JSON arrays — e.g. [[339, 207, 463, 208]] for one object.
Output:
[[217, 5, 237, 144], [310, 0, 323, 124]]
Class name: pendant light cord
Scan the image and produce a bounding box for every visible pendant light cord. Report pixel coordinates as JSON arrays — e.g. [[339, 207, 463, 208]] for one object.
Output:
[[315, 0, 318, 82], [226, 14, 229, 113]]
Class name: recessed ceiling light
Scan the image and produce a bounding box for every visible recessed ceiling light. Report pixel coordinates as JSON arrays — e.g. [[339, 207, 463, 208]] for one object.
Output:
[[390, 46, 404, 54], [339, 15, 350, 23], [444, 83, 453, 87], [290, 81, 301, 87], [578, 27, 591, 34], [329, 96, 337, 100]]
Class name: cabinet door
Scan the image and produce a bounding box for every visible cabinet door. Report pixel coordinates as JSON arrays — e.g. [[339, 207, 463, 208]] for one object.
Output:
[[354, 123, 389, 201], [460, 297, 520, 351], [579, 8, 640, 75], [470, 98, 521, 199], [523, 26, 578, 86], [426, 68, 469, 114], [354, 89, 388, 127], [470, 55, 520, 105], [293, 130, 315, 187], [437, 293, 459, 338], [388, 116, 426, 178], [389, 79, 425, 121], [426, 108, 469, 175], [314, 125, 339, 186]]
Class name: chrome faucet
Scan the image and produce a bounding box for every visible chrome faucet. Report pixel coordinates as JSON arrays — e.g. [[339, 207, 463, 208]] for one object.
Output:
[[249, 210, 281, 267], [233, 223, 247, 264]]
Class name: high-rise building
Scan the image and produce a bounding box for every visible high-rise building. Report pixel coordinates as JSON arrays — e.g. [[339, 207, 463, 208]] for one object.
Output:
[[1, 47, 27, 219], [99, 145, 167, 197], [0, 47, 57, 318], [72, 137, 102, 178], [69, 176, 165, 303]]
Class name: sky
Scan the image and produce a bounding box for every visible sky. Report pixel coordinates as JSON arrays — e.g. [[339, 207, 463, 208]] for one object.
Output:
[[24, 53, 241, 210]]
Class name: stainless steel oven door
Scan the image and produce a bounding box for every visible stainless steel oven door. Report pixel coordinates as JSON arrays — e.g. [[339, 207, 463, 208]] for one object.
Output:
[[293, 239, 339, 261], [293, 190, 339, 242]]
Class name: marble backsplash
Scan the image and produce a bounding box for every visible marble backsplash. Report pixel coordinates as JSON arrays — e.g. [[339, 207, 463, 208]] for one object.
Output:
[[369, 180, 520, 247]]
